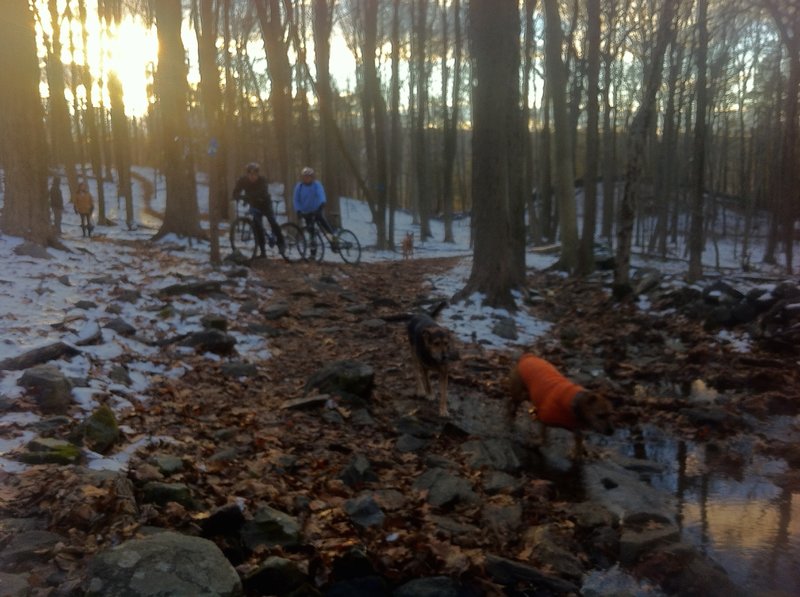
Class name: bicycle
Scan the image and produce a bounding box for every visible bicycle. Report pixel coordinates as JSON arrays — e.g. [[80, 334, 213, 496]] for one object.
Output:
[[229, 198, 305, 263], [297, 214, 362, 265]]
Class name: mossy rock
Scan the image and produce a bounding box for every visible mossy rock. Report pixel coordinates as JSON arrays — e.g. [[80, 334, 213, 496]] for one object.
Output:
[[19, 438, 81, 465], [83, 404, 120, 454]]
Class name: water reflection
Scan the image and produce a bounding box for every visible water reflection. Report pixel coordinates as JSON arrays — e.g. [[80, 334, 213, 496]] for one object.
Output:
[[606, 424, 800, 595]]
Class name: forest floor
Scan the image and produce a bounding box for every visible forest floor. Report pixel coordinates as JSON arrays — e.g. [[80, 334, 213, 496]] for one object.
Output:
[[2, 247, 800, 595]]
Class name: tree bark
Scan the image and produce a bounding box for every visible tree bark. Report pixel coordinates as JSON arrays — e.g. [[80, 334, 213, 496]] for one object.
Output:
[[153, 0, 202, 240], [458, 0, 523, 310], [543, 0, 578, 271], [0, 1, 54, 245]]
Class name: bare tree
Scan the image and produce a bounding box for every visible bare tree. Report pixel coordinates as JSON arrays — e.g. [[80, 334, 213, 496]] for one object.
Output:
[[0, 1, 54, 245], [153, 0, 202, 240], [459, 0, 524, 310], [578, 0, 601, 275], [613, 0, 677, 296], [543, 0, 579, 271], [195, 0, 227, 264], [687, 0, 709, 282]]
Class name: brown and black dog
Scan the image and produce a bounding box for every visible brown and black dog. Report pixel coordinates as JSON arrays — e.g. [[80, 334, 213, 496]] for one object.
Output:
[[401, 231, 414, 259], [407, 306, 458, 416], [508, 353, 613, 456]]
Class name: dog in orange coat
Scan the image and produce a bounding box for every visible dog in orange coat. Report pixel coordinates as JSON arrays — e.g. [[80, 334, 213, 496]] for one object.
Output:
[[508, 354, 614, 457]]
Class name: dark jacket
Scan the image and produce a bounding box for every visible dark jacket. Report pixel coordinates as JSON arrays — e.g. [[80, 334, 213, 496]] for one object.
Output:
[[232, 174, 272, 213], [50, 181, 63, 210]]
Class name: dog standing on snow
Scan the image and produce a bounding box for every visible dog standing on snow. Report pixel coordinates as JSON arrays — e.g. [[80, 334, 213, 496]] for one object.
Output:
[[401, 231, 414, 260]]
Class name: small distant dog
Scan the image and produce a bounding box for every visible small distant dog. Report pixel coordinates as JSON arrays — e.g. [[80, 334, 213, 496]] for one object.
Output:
[[508, 354, 613, 456], [401, 231, 414, 259], [407, 304, 458, 416]]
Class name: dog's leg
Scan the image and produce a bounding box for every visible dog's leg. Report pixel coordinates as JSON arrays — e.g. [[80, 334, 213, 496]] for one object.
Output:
[[411, 353, 427, 397], [438, 368, 449, 416], [571, 431, 585, 461]]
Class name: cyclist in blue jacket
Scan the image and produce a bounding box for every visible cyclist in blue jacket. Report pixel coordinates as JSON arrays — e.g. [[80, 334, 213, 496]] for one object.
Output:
[[232, 162, 285, 257], [293, 167, 335, 238]]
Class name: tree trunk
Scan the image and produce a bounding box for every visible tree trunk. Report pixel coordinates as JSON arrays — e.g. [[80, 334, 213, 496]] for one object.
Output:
[[687, 0, 708, 282], [153, 0, 202, 240], [578, 0, 601, 275], [256, 0, 293, 195], [613, 0, 676, 296], [388, 0, 403, 250], [44, 0, 79, 196], [458, 0, 523, 311], [414, 0, 432, 240], [313, 0, 342, 221], [196, 0, 226, 265], [0, 1, 54, 245], [440, 0, 462, 244], [543, 0, 578, 271], [108, 75, 134, 229]]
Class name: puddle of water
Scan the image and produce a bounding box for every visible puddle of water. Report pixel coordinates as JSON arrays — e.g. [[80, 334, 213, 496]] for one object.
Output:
[[595, 423, 800, 595]]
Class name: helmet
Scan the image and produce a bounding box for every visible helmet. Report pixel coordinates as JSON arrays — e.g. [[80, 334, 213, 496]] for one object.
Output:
[[301, 167, 314, 176], [246, 162, 260, 174]]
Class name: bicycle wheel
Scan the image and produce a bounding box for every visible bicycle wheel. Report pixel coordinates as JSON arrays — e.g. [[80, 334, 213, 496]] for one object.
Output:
[[306, 228, 325, 263], [334, 228, 362, 265], [279, 222, 305, 263], [229, 217, 257, 259]]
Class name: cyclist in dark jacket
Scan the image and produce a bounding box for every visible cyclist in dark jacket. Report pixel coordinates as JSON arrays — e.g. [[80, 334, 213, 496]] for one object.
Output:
[[232, 162, 285, 257]]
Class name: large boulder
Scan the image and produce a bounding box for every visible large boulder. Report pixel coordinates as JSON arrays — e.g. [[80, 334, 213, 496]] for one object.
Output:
[[84, 531, 242, 597], [18, 364, 73, 414]]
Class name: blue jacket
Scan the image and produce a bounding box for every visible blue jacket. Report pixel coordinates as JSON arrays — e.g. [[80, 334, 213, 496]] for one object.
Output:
[[293, 180, 326, 214]]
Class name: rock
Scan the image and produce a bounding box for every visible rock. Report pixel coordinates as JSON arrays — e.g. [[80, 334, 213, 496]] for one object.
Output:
[[282, 395, 331, 410], [0, 571, 29, 596], [140, 482, 195, 508], [240, 506, 302, 550], [103, 318, 136, 337], [393, 576, 463, 597], [0, 530, 64, 566], [634, 542, 744, 597], [19, 438, 81, 465], [84, 531, 242, 597], [18, 364, 73, 414], [81, 404, 121, 454], [261, 303, 290, 320], [632, 267, 662, 295], [491, 317, 518, 340], [462, 438, 526, 473], [242, 556, 309, 596], [330, 546, 376, 581], [413, 468, 477, 507], [220, 361, 258, 378], [201, 503, 246, 537], [339, 454, 378, 488], [108, 364, 132, 385], [343, 493, 385, 529], [201, 314, 228, 331], [0, 344, 80, 373], [304, 360, 374, 400], [484, 554, 579, 594], [523, 524, 584, 580], [151, 454, 184, 475], [157, 280, 224, 297], [13, 242, 52, 259], [179, 329, 237, 355]]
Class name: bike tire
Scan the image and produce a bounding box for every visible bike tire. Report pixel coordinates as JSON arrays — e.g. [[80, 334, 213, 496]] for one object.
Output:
[[334, 228, 362, 265], [279, 222, 305, 263], [230, 217, 257, 259], [306, 228, 326, 263]]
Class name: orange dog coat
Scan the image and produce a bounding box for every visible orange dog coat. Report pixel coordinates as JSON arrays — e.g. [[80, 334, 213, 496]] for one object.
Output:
[[517, 354, 584, 430]]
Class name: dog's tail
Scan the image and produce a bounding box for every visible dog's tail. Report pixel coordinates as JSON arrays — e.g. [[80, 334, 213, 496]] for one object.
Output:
[[381, 299, 449, 323]]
